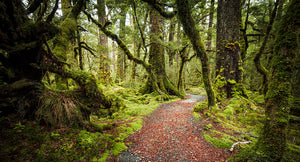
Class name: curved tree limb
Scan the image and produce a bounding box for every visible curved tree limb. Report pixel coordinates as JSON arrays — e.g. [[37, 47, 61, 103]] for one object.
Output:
[[176, 0, 216, 106], [84, 11, 166, 96], [46, 0, 59, 23]]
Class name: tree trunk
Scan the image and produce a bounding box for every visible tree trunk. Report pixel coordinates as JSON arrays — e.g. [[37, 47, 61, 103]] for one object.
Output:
[[147, 8, 183, 97], [0, 0, 120, 127], [168, 22, 176, 65], [117, 2, 127, 82], [149, 9, 166, 93], [97, 0, 111, 84], [215, 0, 242, 98], [206, 0, 215, 52], [255, 0, 299, 161], [176, 0, 216, 106]]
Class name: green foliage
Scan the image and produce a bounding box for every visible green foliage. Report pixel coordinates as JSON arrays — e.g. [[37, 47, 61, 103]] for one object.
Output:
[[203, 133, 232, 149], [193, 100, 208, 112], [203, 124, 213, 131], [192, 112, 202, 120], [14, 122, 25, 133], [214, 74, 227, 101], [111, 142, 127, 156]]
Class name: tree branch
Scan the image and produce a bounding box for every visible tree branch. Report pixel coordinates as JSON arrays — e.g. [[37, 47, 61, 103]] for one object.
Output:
[[27, 0, 43, 14], [46, 0, 59, 23], [84, 11, 150, 69], [132, 0, 148, 56], [141, 0, 177, 19], [84, 11, 166, 95]]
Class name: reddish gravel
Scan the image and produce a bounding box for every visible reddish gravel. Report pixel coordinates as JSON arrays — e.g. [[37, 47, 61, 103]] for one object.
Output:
[[117, 95, 230, 162]]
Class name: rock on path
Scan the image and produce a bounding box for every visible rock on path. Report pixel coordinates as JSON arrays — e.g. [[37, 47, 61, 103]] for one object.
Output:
[[117, 95, 229, 162]]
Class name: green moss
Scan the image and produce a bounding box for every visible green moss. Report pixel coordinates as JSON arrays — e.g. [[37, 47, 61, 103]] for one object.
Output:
[[203, 124, 213, 131], [193, 100, 208, 112], [227, 79, 237, 85], [193, 112, 202, 120], [111, 142, 127, 156], [224, 106, 235, 120], [253, 94, 265, 105], [203, 133, 232, 148]]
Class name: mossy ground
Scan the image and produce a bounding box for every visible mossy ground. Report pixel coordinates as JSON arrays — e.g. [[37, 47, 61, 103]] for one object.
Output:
[[0, 86, 180, 161], [192, 90, 300, 161]]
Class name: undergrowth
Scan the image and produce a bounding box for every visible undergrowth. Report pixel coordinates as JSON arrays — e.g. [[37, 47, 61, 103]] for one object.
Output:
[[0, 86, 179, 161], [192, 90, 300, 161]]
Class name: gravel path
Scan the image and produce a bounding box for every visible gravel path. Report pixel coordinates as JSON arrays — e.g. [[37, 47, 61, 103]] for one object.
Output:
[[118, 95, 229, 162]]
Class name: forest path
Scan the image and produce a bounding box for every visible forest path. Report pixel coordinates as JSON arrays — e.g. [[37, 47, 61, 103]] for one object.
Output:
[[117, 95, 230, 161]]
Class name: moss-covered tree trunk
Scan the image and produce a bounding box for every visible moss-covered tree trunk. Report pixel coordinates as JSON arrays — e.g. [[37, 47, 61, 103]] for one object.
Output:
[[215, 0, 242, 99], [255, 0, 299, 161], [176, 0, 216, 106], [149, 9, 167, 93], [0, 0, 119, 127], [291, 45, 300, 116], [146, 8, 183, 98], [254, 0, 279, 95]]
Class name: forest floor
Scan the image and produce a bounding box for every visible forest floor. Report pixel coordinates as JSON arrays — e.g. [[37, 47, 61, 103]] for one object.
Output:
[[0, 87, 299, 161], [117, 95, 232, 161]]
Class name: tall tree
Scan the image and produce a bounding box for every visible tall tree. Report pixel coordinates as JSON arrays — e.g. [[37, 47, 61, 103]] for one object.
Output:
[[206, 0, 215, 52], [255, 0, 299, 160], [117, 1, 128, 82], [176, 0, 216, 106], [97, 0, 111, 83], [146, 6, 183, 97], [215, 0, 242, 98]]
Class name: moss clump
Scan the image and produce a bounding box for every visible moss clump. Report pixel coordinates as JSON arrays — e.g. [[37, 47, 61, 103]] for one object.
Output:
[[111, 142, 127, 156], [193, 112, 202, 120], [203, 133, 232, 148], [193, 100, 208, 112]]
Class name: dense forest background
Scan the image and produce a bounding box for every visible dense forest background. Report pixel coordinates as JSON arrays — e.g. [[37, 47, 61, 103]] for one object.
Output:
[[0, 0, 299, 161]]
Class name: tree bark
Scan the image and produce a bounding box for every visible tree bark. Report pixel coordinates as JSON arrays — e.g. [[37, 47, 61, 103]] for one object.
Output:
[[117, 2, 127, 82], [147, 8, 183, 97], [215, 0, 242, 98], [176, 0, 216, 106], [97, 0, 111, 84]]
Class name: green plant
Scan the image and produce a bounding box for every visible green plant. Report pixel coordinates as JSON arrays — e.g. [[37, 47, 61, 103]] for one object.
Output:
[[36, 90, 83, 127], [14, 122, 25, 133]]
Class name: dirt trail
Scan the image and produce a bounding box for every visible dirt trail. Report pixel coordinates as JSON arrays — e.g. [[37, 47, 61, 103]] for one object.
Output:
[[118, 95, 230, 161]]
